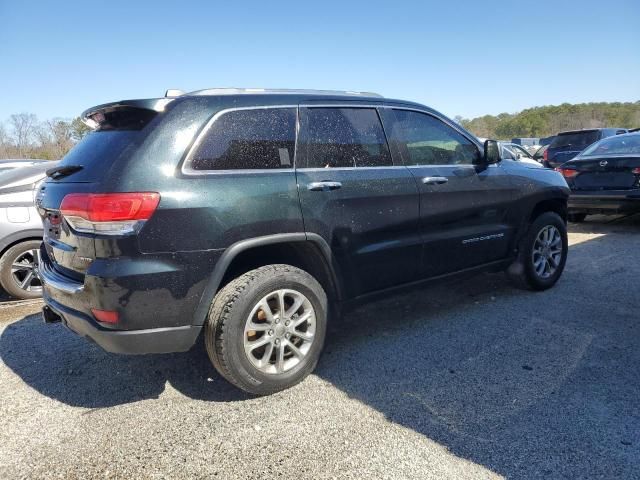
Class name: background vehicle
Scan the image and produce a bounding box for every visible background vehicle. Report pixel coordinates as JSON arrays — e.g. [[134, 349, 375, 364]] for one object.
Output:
[[544, 128, 628, 168], [555, 132, 640, 221], [0, 161, 57, 299], [38, 89, 569, 395], [500, 142, 542, 166]]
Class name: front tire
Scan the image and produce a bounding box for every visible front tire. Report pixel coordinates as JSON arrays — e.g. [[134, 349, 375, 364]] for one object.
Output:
[[507, 212, 568, 291], [0, 240, 43, 299], [205, 264, 327, 395]]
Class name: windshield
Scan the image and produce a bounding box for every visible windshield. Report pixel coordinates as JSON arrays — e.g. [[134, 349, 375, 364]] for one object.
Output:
[[550, 131, 600, 149], [580, 134, 640, 157]]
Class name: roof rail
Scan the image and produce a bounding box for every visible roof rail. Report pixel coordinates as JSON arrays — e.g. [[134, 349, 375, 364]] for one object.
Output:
[[187, 88, 383, 98]]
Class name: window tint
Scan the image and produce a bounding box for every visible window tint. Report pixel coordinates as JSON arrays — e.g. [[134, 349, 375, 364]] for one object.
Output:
[[550, 131, 600, 149], [189, 108, 296, 170], [392, 110, 479, 165], [299, 108, 392, 168]]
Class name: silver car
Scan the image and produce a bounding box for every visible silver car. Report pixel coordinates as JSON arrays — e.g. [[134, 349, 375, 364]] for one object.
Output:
[[0, 160, 57, 299]]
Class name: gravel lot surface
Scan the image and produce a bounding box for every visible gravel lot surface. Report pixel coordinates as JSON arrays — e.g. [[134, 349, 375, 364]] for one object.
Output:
[[0, 215, 638, 479]]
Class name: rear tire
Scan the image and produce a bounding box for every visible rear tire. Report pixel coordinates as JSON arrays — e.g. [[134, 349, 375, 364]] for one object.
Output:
[[0, 240, 43, 300], [567, 213, 587, 223], [507, 212, 568, 291], [205, 264, 327, 395]]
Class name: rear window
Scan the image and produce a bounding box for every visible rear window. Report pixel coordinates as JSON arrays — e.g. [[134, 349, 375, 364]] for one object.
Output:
[[550, 131, 600, 149], [581, 134, 640, 156], [298, 107, 392, 168], [187, 108, 296, 171], [58, 130, 141, 174]]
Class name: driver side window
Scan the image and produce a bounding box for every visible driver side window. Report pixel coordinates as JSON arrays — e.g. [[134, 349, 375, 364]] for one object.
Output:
[[392, 110, 479, 165]]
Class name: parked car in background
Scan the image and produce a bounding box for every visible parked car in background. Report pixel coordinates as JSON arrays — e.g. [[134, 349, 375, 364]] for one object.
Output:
[[500, 142, 542, 166], [0, 161, 57, 299], [0, 159, 47, 172], [555, 132, 640, 221], [543, 128, 628, 168], [38, 88, 569, 395]]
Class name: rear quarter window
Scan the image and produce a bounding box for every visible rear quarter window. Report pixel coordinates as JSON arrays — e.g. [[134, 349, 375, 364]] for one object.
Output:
[[186, 108, 296, 171]]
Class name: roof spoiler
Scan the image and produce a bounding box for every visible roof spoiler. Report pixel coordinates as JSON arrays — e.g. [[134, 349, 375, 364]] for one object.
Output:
[[81, 98, 174, 129]]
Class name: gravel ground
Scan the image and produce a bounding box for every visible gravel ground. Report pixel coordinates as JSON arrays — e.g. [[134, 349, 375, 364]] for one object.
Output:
[[0, 214, 638, 479]]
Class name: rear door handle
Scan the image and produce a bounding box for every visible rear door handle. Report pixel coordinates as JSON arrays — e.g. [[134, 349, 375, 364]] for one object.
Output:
[[307, 181, 342, 191], [422, 176, 448, 185]]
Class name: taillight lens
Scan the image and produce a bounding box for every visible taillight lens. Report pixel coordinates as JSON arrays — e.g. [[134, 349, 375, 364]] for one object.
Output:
[[60, 192, 160, 235], [91, 308, 119, 324], [555, 168, 579, 179], [632, 167, 640, 174], [543, 149, 548, 161]]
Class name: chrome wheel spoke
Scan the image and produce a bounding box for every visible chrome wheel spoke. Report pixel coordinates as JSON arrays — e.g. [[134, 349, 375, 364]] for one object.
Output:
[[257, 342, 275, 368], [11, 263, 30, 272], [20, 271, 34, 289], [293, 330, 314, 341], [275, 343, 285, 373], [247, 321, 271, 332], [292, 311, 312, 327], [285, 340, 304, 359], [248, 335, 271, 351]]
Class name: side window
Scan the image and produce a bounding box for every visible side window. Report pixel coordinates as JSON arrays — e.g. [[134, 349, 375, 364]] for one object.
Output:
[[392, 110, 479, 165], [299, 108, 392, 168], [188, 108, 296, 171]]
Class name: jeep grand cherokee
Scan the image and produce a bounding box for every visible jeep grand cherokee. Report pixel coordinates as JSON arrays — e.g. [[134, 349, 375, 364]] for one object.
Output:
[[37, 88, 570, 395]]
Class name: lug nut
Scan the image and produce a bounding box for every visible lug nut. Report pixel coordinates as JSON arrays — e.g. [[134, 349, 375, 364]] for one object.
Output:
[[285, 320, 290, 326], [285, 333, 290, 339], [268, 330, 274, 336], [275, 318, 280, 324], [274, 339, 280, 346]]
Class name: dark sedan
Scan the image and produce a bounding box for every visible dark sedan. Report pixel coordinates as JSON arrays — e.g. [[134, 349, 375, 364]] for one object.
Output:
[[556, 132, 640, 221]]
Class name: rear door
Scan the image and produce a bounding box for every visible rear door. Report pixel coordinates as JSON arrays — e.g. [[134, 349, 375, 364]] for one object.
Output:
[[295, 105, 421, 298], [385, 108, 516, 278]]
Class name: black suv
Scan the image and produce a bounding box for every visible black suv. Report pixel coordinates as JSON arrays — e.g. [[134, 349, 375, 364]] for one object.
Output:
[[38, 89, 570, 395], [544, 128, 628, 168]]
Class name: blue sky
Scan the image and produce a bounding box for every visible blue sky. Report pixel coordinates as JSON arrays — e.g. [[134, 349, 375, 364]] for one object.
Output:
[[1, 0, 638, 122]]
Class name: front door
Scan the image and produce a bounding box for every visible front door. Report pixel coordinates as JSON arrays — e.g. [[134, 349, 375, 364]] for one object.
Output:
[[295, 105, 421, 298], [384, 108, 516, 278]]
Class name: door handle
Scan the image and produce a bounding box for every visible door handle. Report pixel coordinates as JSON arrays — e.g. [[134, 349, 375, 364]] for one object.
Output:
[[422, 176, 448, 185], [307, 181, 342, 191]]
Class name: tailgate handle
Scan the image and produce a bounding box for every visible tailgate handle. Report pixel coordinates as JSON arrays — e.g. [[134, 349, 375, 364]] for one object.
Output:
[[422, 176, 448, 185], [307, 181, 342, 191]]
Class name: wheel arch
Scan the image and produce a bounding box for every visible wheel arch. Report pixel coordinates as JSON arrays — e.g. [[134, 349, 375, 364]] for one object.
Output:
[[529, 196, 568, 224], [192, 233, 342, 326], [0, 229, 44, 258]]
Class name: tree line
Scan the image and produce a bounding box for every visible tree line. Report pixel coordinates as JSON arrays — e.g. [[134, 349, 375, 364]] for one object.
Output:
[[457, 101, 640, 140], [1, 101, 639, 160], [0, 113, 90, 160]]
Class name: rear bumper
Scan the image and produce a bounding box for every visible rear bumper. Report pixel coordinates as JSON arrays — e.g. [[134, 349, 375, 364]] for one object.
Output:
[[568, 190, 640, 213], [42, 296, 202, 354]]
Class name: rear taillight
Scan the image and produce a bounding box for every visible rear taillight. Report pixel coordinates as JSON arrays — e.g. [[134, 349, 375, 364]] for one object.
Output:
[[555, 168, 579, 179], [60, 192, 160, 235], [91, 308, 119, 324], [632, 167, 640, 175], [543, 149, 548, 161]]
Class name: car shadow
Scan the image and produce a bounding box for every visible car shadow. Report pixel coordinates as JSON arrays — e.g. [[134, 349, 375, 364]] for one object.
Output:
[[1, 215, 639, 477], [0, 315, 249, 407]]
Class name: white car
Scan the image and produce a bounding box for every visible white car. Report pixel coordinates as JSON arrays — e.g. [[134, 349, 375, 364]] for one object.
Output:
[[499, 143, 542, 167]]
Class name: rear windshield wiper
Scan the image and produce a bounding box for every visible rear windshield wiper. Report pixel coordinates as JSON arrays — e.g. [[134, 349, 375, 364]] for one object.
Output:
[[46, 165, 83, 179]]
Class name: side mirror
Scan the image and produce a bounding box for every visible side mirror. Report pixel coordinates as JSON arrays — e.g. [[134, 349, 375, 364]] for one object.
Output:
[[483, 140, 501, 165]]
